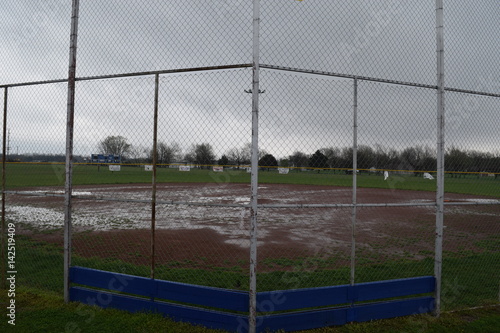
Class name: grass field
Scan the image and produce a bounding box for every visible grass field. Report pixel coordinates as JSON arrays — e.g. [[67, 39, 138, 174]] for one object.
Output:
[[3, 162, 500, 198], [2, 288, 498, 333], [2, 162, 499, 332], [13, 235, 499, 309], [2, 235, 499, 332]]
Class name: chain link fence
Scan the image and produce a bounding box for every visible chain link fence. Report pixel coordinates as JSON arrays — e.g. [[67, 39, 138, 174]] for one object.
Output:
[[1, 0, 499, 330]]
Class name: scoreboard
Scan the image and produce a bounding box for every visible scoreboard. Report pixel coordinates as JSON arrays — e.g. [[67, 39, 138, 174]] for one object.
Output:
[[91, 154, 121, 164]]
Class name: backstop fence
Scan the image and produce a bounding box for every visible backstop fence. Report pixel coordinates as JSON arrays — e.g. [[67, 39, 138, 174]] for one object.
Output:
[[1, 1, 499, 332]]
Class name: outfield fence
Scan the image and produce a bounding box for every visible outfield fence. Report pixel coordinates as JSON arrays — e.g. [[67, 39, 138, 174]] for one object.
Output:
[[1, 1, 499, 332]]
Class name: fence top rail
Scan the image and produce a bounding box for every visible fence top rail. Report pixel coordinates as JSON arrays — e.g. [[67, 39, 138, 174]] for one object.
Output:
[[0, 64, 252, 89], [2, 63, 500, 98], [261, 64, 500, 98]]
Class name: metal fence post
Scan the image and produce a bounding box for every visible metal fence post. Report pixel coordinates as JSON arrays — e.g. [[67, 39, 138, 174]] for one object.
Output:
[[151, 74, 159, 281], [350, 78, 358, 288], [64, 0, 80, 304], [1, 87, 7, 290], [434, 0, 445, 317], [249, 0, 261, 332]]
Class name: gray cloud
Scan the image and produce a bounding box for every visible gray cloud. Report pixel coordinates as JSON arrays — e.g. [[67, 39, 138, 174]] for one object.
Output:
[[1, 1, 498, 157]]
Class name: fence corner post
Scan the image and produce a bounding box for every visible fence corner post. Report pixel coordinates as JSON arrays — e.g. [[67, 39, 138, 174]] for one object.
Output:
[[434, 0, 445, 317], [1, 87, 8, 290], [64, 0, 80, 304]]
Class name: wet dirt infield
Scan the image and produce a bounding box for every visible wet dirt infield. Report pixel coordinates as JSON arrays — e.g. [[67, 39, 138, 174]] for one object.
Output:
[[10, 182, 499, 269]]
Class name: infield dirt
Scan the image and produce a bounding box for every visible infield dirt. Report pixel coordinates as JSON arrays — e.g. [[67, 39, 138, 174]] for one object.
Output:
[[10, 182, 499, 271]]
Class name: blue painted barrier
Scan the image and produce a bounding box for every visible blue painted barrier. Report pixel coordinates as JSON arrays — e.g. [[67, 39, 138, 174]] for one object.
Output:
[[69, 266, 435, 332]]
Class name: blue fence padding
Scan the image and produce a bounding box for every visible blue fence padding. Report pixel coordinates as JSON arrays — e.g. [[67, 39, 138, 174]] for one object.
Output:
[[155, 277, 249, 312], [70, 266, 436, 332], [69, 266, 248, 312], [257, 285, 349, 312], [256, 276, 435, 312], [255, 296, 434, 333], [354, 276, 435, 302], [70, 287, 247, 332], [70, 266, 155, 297], [353, 296, 435, 322]]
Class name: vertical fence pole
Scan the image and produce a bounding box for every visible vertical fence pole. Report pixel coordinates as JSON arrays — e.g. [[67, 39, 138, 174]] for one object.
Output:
[[434, 0, 445, 317], [249, 0, 261, 332], [151, 74, 159, 282], [1, 87, 7, 290], [64, 0, 80, 304], [350, 79, 358, 288]]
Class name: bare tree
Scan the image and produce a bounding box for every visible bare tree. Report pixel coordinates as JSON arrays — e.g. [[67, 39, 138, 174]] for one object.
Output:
[[227, 147, 246, 168], [227, 143, 267, 168], [127, 145, 148, 163], [289, 151, 309, 168], [98, 136, 132, 158], [309, 150, 328, 169], [357, 145, 375, 170], [150, 142, 181, 166], [258, 153, 278, 171], [241, 143, 252, 164], [188, 143, 215, 169], [320, 147, 341, 168]]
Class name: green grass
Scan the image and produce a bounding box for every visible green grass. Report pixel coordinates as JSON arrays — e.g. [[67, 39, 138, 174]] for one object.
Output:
[[1, 234, 498, 332], [12, 235, 500, 310], [1, 287, 499, 332], [4, 163, 500, 197], [2, 163, 499, 331], [0, 287, 230, 333]]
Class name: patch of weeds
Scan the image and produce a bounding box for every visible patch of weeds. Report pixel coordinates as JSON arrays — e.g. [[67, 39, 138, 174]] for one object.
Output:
[[307, 256, 335, 269], [45, 226, 63, 233], [131, 251, 143, 258], [183, 259, 199, 267], [108, 217, 134, 229], [418, 249, 434, 256], [371, 243, 386, 250], [264, 262, 275, 269], [406, 237, 421, 245], [16, 222, 37, 232], [263, 257, 304, 267], [475, 236, 500, 252], [168, 261, 183, 267], [357, 258, 376, 265], [403, 251, 414, 258], [457, 249, 477, 257]]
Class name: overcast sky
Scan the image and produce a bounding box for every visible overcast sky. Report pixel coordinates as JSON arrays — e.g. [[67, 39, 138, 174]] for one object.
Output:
[[1, 0, 499, 158]]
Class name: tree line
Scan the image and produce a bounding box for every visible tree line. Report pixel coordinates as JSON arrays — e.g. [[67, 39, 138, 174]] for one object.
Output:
[[3, 136, 497, 177], [96, 136, 500, 177]]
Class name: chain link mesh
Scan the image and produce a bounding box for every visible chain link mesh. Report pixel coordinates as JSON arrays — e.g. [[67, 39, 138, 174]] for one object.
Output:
[[0, 1, 71, 84], [2, 83, 67, 292], [1, 0, 499, 323], [445, 1, 500, 91], [77, 0, 252, 77], [261, 1, 436, 85], [442, 90, 500, 310]]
